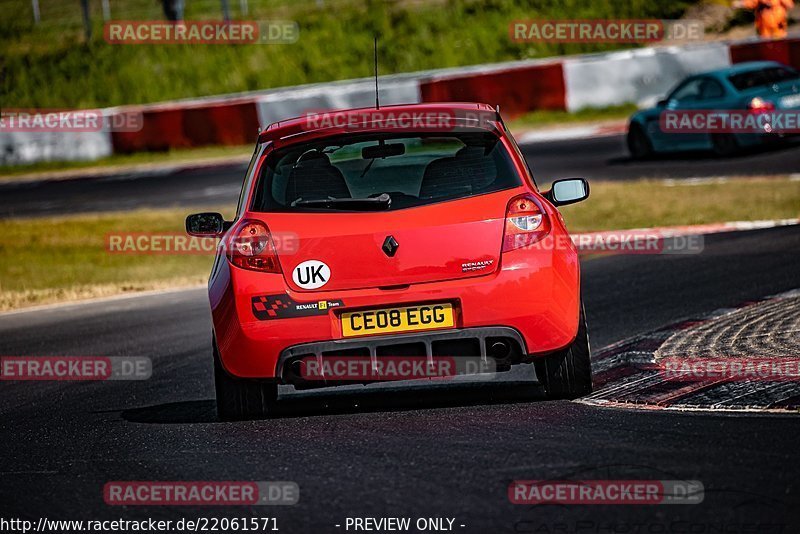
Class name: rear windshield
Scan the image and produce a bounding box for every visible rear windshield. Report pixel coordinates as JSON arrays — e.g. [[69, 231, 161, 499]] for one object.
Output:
[[251, 132, 521, 212], [728, 66, 800, 91]]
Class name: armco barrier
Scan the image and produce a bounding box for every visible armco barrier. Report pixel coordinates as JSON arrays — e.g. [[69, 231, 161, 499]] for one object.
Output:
[[419, 62, 566, 117], [562, 43, 731, 111], [729, 37, 800, 70], [111, 99, 260, 153], [0, 129, 113, 165]]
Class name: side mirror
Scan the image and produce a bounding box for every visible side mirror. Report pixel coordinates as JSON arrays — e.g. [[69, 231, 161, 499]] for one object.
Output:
[[186, 212, 225, 237], [546, 178, 590, 207], [657, 98, 669, 107]]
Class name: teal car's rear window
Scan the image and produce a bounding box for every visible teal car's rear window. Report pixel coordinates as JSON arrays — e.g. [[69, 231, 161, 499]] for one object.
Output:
[[728, 66, 800, 91]]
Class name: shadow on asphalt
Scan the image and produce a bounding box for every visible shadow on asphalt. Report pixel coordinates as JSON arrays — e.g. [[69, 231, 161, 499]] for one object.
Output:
[[118, 381, 548, 424]]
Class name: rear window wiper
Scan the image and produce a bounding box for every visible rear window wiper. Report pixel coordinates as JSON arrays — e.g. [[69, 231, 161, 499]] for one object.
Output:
[[291, 193, 392, 211]]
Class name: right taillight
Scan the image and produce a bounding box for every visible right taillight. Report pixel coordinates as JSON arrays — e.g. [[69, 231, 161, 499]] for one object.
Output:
[[225, 219, 281, 273], [502, 194, 551, 252]]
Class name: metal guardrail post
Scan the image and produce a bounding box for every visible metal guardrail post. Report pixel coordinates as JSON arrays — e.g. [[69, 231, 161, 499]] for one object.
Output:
[[80, 0, 91, 40], [31, 0, 40, 24]]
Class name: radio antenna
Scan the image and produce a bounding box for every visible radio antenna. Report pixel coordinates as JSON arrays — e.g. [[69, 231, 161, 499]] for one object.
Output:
[[374, 36, 380, 110]]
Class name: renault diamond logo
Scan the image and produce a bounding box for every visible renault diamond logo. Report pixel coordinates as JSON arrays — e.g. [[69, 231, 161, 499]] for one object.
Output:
[[382, 235, 399, 257]]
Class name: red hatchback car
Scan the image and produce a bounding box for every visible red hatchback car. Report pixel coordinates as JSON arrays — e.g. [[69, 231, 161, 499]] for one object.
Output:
[[187, 103, 592, 419]]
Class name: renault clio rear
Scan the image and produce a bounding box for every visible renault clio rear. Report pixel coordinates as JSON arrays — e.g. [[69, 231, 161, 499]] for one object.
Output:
[[186, 103, 592, 419]]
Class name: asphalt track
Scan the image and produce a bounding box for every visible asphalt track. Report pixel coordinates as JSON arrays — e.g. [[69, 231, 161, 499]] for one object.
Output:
[[0, 135, 798, 218], [1, 226, 799, 531]]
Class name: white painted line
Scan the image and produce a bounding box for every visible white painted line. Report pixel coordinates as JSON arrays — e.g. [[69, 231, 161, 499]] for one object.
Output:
[[517, 124, 625, 144], [518, 126, 602, 144], [576, 398, 798, 414]]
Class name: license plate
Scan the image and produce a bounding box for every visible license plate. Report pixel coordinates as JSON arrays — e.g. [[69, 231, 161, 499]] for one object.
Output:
[[781, 94, 800, 108], [341, 303, 454, 338]]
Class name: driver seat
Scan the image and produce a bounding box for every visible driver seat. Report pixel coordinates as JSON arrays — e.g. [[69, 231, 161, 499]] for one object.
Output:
[[285, 151, 351, 203]]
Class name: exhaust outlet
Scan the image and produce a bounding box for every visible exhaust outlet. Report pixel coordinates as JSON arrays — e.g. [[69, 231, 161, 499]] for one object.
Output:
[[289, 359, 304, 380], [489, 341, 511, 360]]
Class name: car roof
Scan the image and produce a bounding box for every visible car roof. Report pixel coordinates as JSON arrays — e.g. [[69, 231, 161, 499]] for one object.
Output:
[[258, 102, 502, 145], [700, 61, 787, 79]]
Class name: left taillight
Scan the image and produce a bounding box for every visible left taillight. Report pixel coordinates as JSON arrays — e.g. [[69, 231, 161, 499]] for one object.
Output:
[[225, 219, 282, 273], [502, 194, 551, 252], [748, 97, 775, 112]]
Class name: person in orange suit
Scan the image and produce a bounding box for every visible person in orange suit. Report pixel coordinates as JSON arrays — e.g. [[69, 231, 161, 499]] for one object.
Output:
[[733, 0, 795, 39]]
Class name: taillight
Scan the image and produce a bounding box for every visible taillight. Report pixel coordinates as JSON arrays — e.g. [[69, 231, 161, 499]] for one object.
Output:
[[748, 97, 775, 112], [226, 219, 281, 273], [502, 194, 551, 252]]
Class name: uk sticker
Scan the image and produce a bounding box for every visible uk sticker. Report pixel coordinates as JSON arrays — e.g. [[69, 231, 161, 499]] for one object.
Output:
[[292, 260, 330, 289]]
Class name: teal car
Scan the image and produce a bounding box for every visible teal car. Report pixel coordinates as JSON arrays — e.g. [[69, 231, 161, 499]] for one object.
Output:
[[627, 61, 800, 158]]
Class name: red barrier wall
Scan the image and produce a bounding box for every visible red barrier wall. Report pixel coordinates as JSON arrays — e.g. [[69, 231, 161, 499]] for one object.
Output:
[[111, 100, 260, 153], [729, 38, 800, 70], [419, 63, 566, 118]]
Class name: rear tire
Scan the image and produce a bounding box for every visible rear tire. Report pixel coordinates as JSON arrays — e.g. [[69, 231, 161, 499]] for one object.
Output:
[[710, 133, 739, 157], [534, 303, 592, 399], [213, 338, 278, 421], [627, 123, 654, 159]]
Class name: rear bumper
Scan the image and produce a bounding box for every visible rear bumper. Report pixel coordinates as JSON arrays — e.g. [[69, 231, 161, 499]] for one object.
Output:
[[211, 233, 580, 379]]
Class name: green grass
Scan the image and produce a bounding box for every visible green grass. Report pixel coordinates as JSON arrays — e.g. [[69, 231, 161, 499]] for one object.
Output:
[[1, 175, 796, 311], [1, 0, 697, 108], [0, 206, 233, 310]]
